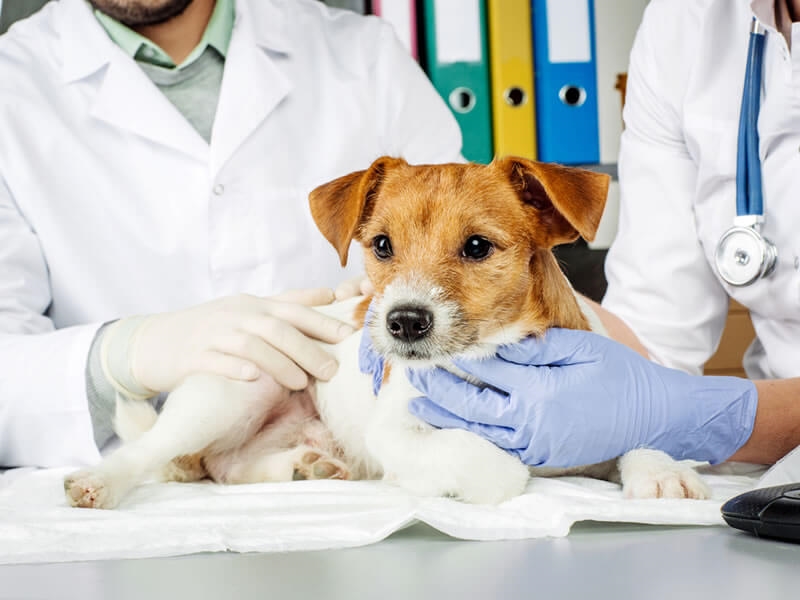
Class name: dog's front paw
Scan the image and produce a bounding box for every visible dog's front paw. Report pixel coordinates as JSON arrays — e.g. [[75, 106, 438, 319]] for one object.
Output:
[[618, 449, 711, 500], [64, 470, 121, 509], [388, 429, 529, 504]]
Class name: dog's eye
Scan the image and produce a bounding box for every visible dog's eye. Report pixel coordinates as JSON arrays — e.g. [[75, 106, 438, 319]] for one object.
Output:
[[462, 236, 493, 260], [372, 235, 393, 260]]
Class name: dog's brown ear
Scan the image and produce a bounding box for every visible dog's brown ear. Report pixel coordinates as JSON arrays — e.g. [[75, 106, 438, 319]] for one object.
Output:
[[309, 156, 405, 266], [497, 156, 610, 247]]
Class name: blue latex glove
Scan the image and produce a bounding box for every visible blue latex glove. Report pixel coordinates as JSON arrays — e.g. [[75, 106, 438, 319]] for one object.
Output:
[[358, 304, 384, 396], [406, 328, 758, 468]]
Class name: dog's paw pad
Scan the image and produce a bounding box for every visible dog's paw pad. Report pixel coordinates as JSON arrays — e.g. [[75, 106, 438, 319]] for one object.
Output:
[[64, 471, 117, 509], [300, 451, 322, 465], [294, 452, 350, 481]]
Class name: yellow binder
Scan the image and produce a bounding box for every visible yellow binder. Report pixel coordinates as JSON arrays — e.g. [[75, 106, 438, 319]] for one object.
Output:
[[486, 0, 537, 159]]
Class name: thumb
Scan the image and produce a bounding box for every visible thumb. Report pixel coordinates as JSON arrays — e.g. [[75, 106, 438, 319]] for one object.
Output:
[[497, 328, 601, 366], [408, 396, 470, 430], [272, 287, 336, 307], [196, 353, 261, 382], [334, 277, 364, 301]]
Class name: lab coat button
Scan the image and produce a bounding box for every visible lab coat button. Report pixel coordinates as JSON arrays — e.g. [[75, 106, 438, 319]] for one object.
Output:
[[213, 183, 225, 196]]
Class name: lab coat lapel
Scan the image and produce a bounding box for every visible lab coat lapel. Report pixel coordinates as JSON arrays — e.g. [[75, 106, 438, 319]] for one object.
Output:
[[210, 0, 292, 175], [60, 0, 208, 162], [90, 59, 209, 161]]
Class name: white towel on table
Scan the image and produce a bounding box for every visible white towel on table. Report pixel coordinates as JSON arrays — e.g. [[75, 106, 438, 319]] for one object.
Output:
[[0, 462, 768, 565]]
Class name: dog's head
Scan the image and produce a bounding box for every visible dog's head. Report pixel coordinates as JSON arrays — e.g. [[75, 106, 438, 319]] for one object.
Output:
[[309, 156, 609, 365]]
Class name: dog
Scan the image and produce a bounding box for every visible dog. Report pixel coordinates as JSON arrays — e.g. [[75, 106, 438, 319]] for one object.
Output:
[[64, 156, 710, 509]]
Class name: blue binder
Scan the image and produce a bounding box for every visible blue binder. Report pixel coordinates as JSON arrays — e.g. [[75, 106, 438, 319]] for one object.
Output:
[[531, 0, 600, 165]]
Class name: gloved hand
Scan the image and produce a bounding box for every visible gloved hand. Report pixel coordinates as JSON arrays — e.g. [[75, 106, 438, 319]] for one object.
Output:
[[101, 288, 355, 398], [406, 328, 758, 468], [334, 274, 374, 301], [357, 301, 384, 396]]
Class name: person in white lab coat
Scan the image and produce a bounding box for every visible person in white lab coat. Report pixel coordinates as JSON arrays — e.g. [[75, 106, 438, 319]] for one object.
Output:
[[407, 0, 800, 470], [0, 0, 463, 468]]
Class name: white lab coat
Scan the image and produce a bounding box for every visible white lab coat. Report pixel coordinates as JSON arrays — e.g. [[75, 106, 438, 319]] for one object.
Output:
[[0, 0, 463, 467], [603, 0, 800, 379]]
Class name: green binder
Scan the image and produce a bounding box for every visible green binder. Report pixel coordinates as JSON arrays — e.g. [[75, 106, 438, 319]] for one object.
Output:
[[421, 0, 493, 163]]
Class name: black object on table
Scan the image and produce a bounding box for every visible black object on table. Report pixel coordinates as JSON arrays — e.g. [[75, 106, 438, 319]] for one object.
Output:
[[722, 483, 800, 543]]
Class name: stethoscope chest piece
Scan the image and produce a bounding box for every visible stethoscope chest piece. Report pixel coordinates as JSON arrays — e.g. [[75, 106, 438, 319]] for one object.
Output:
[[715, 225, 777, 286], [714, 18, 777, 287]]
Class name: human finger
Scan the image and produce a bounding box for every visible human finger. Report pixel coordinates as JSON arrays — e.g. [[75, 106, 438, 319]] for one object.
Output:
[[271, 287, 336, 307], [266, 301, 355, 343], [408, 396, 523, 452], [405, 367, 516, 426], [194, 351, 261, 382], [242, 318, 341, 382], [214, 331, 312, 389], [449, 356, 529, 392], [334, 276, 371, 301], [495, 329, 600, 366], [359, 277, 375, 296]]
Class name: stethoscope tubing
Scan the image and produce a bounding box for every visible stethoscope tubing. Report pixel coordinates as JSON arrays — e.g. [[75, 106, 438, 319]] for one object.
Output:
[[736, 19, 766, 218]]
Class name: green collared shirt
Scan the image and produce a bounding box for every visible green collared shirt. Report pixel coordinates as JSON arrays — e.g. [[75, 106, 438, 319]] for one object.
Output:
[[94, 0, 234, 68]]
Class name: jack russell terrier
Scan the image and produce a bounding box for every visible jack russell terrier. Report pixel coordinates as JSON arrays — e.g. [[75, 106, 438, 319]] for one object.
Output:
[[64, 156, 710, 509]]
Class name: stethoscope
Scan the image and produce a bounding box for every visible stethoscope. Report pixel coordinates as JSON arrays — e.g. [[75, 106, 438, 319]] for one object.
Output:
[[714, 18, 778, 287]]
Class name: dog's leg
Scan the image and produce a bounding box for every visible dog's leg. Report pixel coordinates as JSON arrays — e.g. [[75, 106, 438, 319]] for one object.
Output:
[[529, 459, 619, 481], [531, 452, 711, 499], [371, 426, 530, 504], [365, 375, 529, 504], [207, 444, 350, 484], [617, 448, 711, 499], [64, 374, 259, 509], [312, 331, 384, 481], [160, 453, 208, 483], [190, 385, 353, 484]]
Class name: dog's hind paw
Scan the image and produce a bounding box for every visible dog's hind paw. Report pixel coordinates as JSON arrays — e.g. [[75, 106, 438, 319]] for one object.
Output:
[[64, 470, 121, 509], [292, 450, 351, 481]]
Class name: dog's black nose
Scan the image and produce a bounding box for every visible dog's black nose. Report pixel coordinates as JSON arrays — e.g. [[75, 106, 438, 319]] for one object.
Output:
[[386, 307, 433, 342]]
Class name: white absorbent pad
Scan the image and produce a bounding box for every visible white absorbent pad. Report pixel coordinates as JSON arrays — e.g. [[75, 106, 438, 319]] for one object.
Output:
[[0, 461, 770, 565]]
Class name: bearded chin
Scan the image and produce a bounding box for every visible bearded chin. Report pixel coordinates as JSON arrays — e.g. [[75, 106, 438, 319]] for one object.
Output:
[[88, 0, 195, 27]]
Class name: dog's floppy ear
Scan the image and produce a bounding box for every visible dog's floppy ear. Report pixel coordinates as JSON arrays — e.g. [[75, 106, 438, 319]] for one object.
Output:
[[497, 156, 610, 247], [309, 156, 405, 266]]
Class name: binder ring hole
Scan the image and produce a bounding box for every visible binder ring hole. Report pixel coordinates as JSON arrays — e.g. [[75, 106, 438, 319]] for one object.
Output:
[[449, 87, 476, 114], [504, 87, 527, 107], [559, 85, 587, 107]]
